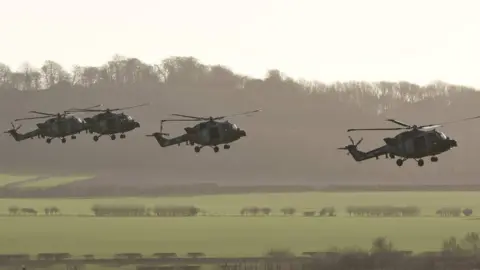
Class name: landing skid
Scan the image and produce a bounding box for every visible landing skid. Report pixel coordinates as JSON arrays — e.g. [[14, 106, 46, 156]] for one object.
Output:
[[194, 144, 231, 153], [396, 156, 438, 167], [93, 133, 127, 142], [45, 135, 77, 144]]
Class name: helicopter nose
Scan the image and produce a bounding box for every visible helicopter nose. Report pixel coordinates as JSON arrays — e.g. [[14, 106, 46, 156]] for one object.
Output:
[[239, 130, 246, 137], [450, 139, 457, 147], [135, 122, 140, 128]]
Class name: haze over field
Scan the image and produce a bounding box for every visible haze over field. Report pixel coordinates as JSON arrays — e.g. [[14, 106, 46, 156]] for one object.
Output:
[[1, 0, 480, 189], [2, 56, 480, 188]]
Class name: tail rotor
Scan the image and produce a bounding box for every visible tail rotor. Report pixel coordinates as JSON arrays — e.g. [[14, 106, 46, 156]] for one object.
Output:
[[3, 122, 22, 135], [159, 120, 170, 137], [146, 120, 170, 138], [337, 136, 363, 155]]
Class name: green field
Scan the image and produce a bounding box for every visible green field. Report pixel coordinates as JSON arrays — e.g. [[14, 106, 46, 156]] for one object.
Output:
[[1, 192, 480, 257], [0, 174, 37, 187], [17, 175, 93, 188]]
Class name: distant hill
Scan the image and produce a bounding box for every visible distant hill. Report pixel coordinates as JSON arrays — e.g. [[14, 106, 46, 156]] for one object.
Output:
[[1, 55, 480, 196]]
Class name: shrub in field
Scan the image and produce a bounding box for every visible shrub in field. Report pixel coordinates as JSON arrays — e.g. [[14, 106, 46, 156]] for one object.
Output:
[[327, 245, 367, 254], [0, 254, 30, 261], [346, 205, 420, 217], [186, 252, 205, 258], [152, 206, 199, 217], [20, 208, 37, 215], [152, 253, 177, 258], [260, 207, 272, 215], [280, 207, 296, 216], [114, 253, 142, 259], [265, 248, 295, 258], [301, 251, 320, 257], [401, 206, 420, 216], [443, 232, 480, 254], [137, 267, 162, 270], [240, 206, 260, 216], [44, 206, 60, 215], [370, 237, 395, 253], [8, 206, 19, 215], [91, 204, 147, 216], [463, 208, 473, 216], [337, 252, 372, 270], [303, 211, 316, 217], [319, 207, 336, 216], [178, 266, 200, 270], [37, 253, 71, 260], [436, 207, 462, 217]]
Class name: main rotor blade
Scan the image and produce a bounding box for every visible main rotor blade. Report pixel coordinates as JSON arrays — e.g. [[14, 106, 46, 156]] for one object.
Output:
[[171, 109, 262, 121], [28, 111, 57, 116], [68, 103, 148, 113], [68, 109, 105, 112], [347, 127, 406, 132], [213, 109, 262, 120], [161, 118, 201, 123], [418, 125, 442, 131], [84, 104, 103, 110], [14, 115, 52, 121], [109, 103, 149, 112], [418, 115, 480, 128], [170, 114, 207, 120], [65, 104, 103, 112], [386, 119, 411, 128]]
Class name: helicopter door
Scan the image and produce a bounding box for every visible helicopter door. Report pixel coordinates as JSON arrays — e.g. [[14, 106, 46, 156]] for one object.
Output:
[[107, 118, 116, 130], [209, 126, 220, 141], [413, 135, 427, 154]]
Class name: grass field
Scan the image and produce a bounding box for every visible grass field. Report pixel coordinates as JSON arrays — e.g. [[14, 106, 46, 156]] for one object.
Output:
[[0, 174, 37, 187], [17, 175, 93, 188], [1, 192, 480, 257]]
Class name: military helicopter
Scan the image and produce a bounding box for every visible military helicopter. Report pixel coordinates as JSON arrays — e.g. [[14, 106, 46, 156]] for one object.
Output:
[[11, 105, 102, 144], [338, 116, 480, 167], [146, 109, 261, 153], [66, 103, 147, 141]]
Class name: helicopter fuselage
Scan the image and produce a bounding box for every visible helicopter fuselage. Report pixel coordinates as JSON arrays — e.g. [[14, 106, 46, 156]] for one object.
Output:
[[186, 120, 247, 146], [384, 130, 456, 158], [36, 116, 86, 138], [85, 112, 141, 135]]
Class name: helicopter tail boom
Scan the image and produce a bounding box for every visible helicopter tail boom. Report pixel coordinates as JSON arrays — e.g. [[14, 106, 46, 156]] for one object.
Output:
[[338, 136, 391, 162], [338, 145, 368, 162], [4, 126, 41, 142], [147, 132, 189, 147]]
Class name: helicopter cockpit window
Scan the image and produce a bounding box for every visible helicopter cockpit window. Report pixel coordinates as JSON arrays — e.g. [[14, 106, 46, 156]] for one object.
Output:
[[438, 132, 447, 140], [232, 124, 238, 130], [427, 132, 437, 140]]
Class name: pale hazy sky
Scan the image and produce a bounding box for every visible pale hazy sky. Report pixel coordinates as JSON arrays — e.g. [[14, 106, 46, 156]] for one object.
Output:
[[1, 0, 479, 87]]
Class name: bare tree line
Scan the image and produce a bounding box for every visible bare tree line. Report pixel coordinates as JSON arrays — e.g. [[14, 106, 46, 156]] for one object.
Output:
[[0, 55, 478, 115]]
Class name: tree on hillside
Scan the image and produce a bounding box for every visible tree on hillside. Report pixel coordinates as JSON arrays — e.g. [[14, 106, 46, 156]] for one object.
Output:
[[0, 54, 477, 116]]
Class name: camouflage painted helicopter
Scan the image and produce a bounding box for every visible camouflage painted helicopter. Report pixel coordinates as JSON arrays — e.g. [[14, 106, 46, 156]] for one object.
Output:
[[338, 116, 480, 167], [66, 103, 147, 141], [147, 109, 261, 153], [10, 105, 102, 144]]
